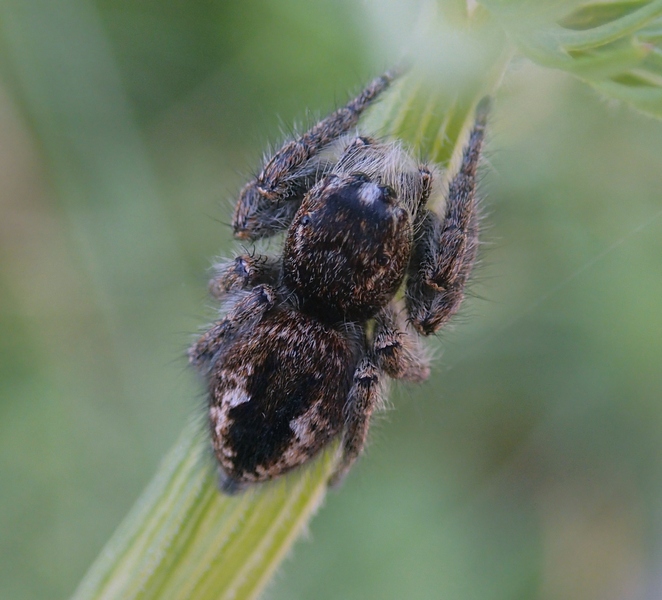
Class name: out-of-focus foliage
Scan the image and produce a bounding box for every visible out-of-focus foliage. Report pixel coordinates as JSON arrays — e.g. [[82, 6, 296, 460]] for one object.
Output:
[[1, 1, 662, 599], [482, 0, 662, 117]]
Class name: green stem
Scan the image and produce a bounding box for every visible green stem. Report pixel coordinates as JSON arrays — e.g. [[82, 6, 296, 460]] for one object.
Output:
[[72, 422, 338, 600]]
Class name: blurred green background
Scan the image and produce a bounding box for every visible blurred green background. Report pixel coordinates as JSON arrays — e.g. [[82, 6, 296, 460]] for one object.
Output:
[[1, 1, 662, 599]]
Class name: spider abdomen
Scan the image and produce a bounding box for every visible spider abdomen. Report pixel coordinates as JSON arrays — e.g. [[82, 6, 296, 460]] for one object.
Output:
[[208, 308, 358, 489]]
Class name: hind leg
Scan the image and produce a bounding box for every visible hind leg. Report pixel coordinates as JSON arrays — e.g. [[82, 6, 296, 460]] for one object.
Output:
[[329, 355, 385, 488], [374, 302, 430, 383]]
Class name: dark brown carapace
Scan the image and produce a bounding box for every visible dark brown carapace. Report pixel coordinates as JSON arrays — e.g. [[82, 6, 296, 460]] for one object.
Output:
[[189, 72, 489, 493]]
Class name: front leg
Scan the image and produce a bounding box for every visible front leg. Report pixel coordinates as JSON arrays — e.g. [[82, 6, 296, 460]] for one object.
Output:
[[406, 98, 489, 335], [188, 284, 276, 371], [208, 253, 280, 300], [233, 71, 398, 240], [329, 356, 385, 487]]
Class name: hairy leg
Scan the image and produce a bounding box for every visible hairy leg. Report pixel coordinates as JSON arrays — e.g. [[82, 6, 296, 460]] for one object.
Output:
[[412, 164, 433, 215], [233, 71, 399, 240], [188, 284, 276, 371], [374, 303, 430, 382], [257, 71, 398, 200], [406, 98, 489, 335], [328, 355, 384, 487], [208, 253, 280, 300]]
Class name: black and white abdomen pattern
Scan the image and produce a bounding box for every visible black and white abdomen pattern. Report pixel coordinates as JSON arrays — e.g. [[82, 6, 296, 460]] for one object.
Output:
[[208, 308, 358, 484]]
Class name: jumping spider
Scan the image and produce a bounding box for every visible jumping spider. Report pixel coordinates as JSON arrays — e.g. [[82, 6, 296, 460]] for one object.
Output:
[[189, 71, 489, 493]]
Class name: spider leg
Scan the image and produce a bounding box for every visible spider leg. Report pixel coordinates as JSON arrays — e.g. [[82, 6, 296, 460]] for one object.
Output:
[[333, 135, 376, 168], [233, 71, 398, 240], [414, 164, 433, 214], [329, 355, 385, 488], [374, 302, 430, 382], [208, 253, 280, 300], [258, 72, 398, 199], [188, 284, 276, 371], [406, 98, 489, 336], [231, 190, 301, 242], [331, 296, 436, 487]]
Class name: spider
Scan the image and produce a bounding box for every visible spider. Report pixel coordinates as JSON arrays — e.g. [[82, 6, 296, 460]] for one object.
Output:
[[189, 71, 489, 493]]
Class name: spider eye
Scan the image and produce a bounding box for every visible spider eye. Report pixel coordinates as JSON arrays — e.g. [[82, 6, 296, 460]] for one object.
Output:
[[300, 215, 311, 226], [351, 172, 371, 184]]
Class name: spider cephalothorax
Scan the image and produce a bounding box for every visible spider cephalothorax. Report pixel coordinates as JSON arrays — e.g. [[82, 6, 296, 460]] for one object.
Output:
[[189, 72, 489, 493], [282, 143, 420, 323]]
